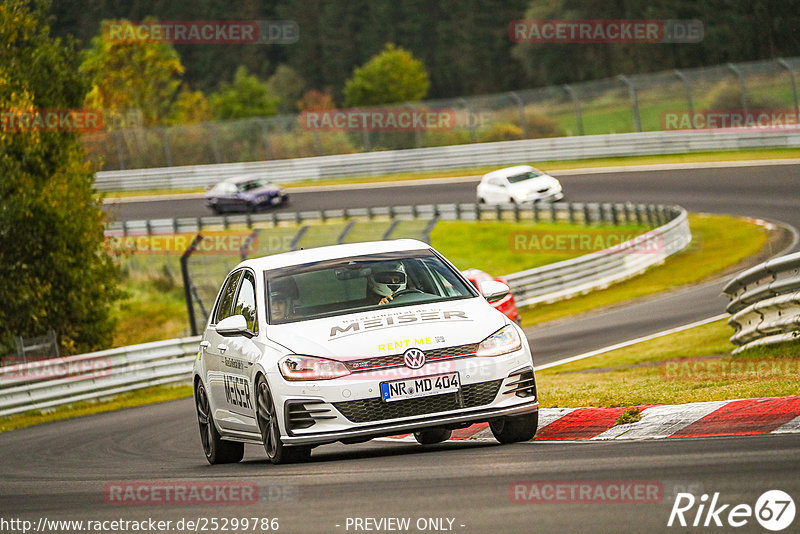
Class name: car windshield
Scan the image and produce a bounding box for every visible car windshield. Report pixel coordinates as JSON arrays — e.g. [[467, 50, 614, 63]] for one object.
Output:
[[265, 250, 477, 324], [237, 179, 269, 192], [507, 170, 543, 183]]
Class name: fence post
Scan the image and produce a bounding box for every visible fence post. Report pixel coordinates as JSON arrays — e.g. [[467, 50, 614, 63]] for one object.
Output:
[[562, 84, 584, 136], [727, 63, 749, 114], [617, 75, 642, 132], [777, 58, 800, 126], [509, 91, 529, 138], [161, 127, 174, 167], [112, 130, 127, 170], [673, 70, 695, 128], [180, 234, 204, 336], [207, 123, 223, 163]]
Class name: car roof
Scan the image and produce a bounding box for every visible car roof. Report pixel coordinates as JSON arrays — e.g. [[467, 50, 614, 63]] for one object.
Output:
[[238, 239, 432, 272], [220, 174, 267, 185], [481, 165, 536, 181]]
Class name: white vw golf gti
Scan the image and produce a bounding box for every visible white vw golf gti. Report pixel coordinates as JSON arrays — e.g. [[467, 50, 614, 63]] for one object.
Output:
[[193, 239, 538, 464]]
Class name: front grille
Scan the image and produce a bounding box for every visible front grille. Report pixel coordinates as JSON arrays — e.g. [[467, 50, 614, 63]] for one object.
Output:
[[332, 379, 502, 423], [344, 343, 479, 372]]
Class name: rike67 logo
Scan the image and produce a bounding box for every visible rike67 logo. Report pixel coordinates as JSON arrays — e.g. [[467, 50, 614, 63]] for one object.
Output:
[[668, 490, 795, 531]]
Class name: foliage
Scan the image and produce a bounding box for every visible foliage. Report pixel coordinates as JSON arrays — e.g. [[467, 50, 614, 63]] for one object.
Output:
[[80, 18, 185, 127], [268, 65, 307, 113], [521, 110, 565, 138], [168, 87, 213, 125], [708, 81, 785, 111], [210, 66, 280, 120], [343, 43, 430, 107], [0, 0, 121, 356], [297, 89, 336, 111], [48, 0, 800, 100], [478, 122, 523, 142]]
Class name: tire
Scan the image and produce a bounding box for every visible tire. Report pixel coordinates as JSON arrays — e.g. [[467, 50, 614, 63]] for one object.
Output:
[[256, 375, 311, 464], [514, 315, 522, 326], [414, 428, 452, 445], [195, 381, 244, 464], [489, 411, 538, 444]]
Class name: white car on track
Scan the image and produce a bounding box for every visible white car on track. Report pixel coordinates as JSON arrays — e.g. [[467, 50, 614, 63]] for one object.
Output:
[[476, 165, 563, 204], [193, 239, 539, 464]]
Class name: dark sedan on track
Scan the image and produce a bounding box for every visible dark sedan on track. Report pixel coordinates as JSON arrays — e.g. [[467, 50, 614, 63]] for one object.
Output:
[[206, 175, 288, 214]]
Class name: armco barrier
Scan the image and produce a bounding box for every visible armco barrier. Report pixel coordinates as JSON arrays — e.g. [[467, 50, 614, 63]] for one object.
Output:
[[94, 130, 800, 192], [505, 206, 689, 306], [0, 337, 200, 417], [723, 251, 800, 353], [105, 201, 674, 236], [3, 203, 690, 416]]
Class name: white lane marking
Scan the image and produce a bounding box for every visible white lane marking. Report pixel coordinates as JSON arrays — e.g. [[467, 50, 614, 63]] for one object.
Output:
[[591, 401, 730, 440], [535, 314, 729, 372], [773, 414, 800, 434]]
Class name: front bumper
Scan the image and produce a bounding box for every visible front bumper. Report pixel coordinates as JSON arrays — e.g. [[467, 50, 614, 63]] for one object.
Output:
[[282, 399, 538, 445], [271, 347, 537, 446]]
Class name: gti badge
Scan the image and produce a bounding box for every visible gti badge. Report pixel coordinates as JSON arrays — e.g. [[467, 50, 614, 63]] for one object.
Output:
[[403, 348, 426, 369]]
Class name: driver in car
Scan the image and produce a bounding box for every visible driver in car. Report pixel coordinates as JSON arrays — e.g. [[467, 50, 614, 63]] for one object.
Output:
[[368, 263, 409, 305], [269, 279, 297, 321]]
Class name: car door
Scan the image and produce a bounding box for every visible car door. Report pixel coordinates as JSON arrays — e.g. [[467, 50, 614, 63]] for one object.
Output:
[[486, 176, 508, 203], [223, 269, 262, 432], [203, 269, 243, 430]]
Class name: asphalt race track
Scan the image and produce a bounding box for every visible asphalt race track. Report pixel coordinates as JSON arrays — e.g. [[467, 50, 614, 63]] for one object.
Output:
[[2, 163, 798, 533]]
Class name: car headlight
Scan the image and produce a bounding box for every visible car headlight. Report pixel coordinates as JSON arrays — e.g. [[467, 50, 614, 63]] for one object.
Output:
[[279, 355, 350, 381], [476, 325, 522, 357]]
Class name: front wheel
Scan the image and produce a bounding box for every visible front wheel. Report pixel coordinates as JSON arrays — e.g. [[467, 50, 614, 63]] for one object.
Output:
[[256, 376, 311, 464], [414, 428, 452, 445], [195, 381, 244, 464], [489, 411, 538, 444]]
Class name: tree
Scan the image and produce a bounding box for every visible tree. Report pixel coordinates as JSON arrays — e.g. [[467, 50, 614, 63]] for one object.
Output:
[[80, 18, 185, 127], [210, 66, 280, 120], [267, 65, 306, 113], [0, 0, 121, 356], [343, 43, 430, 107]]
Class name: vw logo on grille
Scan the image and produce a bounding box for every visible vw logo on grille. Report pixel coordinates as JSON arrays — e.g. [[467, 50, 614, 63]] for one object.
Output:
[[403, 348, 426, 369]]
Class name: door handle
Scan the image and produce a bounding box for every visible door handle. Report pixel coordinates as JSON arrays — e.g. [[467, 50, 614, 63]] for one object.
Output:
[[199, 341, 210, 350], [217, 344, 228, 353]]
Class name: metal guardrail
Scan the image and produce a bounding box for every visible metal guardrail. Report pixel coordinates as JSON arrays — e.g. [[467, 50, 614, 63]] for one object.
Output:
[[4, 203, 690, 416], [105, 201, 675, 236], [0, 337, 200, 417], [506, 206, 689, 306], [723, 252, 800, 353], [94, 130, 800, 192]]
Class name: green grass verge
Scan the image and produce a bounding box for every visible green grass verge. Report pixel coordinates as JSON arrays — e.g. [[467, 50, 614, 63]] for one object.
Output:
[[517, 214, 770, 327], [537, 320, 800, 407], [112, 269, 190, 347], [430, 220, 649, 274], [0, 384, 192, 433], [101, 147, 800, 197]]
